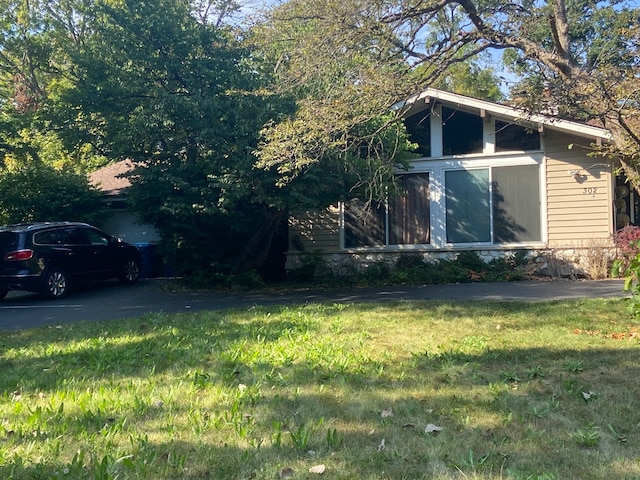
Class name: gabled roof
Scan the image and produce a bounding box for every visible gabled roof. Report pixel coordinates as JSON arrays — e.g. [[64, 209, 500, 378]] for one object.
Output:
[[398, 87, 611, 141], [89, 160, 134, 196]]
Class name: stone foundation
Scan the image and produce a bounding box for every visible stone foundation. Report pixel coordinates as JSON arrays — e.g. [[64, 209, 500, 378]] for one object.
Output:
[[285, 245, 617, 280]]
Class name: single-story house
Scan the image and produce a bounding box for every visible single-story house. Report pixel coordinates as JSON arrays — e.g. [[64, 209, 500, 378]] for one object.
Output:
[[89, 160, 163, 277], [89, 160, 160, 244], [286, 87, 629, 277]]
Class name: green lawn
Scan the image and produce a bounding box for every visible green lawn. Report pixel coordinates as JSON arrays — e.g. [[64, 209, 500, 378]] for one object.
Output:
[[1, 298, 639, 479]]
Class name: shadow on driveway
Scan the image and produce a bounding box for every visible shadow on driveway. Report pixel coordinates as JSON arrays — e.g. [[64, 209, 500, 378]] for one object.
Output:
[[0, 278, 628, 331]]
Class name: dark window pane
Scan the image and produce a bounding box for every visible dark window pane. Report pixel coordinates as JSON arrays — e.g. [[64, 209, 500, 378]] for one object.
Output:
[[442, 107, 483, 155], [493, 165, 541, 242], [344, 199, 386, 247], [404, 111, 431, 157], [495, 121, 540, 151], [84, 228, 110, 246], [446, 169, 491, 243], [35, 229, 70, 245], [389, 174, 430, 244], [67, 228, 90, 245]]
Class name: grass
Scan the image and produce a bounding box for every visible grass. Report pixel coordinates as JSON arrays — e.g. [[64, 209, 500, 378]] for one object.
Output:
[[0, 298, 639, 479]]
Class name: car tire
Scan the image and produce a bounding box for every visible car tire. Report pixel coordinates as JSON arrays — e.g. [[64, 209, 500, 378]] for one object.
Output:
[[42, 267, 69, 299], [119, 258, 141, 284], [0, 289, 7, 300]]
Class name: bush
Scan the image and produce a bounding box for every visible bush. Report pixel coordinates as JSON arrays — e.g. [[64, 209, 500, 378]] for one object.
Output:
[[614, 225, 640, 269], [0, 164, 106, 225], [612, 244, 640, 317], [282, 250, 529, 289]]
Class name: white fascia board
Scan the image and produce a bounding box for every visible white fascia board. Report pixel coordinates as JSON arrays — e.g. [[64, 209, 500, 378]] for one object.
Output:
[[401, 88, 612, 142]]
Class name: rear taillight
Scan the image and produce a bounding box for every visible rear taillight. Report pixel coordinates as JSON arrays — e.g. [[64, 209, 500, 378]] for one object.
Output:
[[4, 249, 34, 261]]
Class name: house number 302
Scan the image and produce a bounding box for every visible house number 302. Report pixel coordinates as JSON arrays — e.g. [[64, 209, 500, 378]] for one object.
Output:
[[583, 187, 597, 195]]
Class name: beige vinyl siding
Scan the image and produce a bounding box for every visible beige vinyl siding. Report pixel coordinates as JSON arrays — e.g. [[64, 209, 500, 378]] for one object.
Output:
[[288, 206, 341, 252], [545, 131, 613, 247]]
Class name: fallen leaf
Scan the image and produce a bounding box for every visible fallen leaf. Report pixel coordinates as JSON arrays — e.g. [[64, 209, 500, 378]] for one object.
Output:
[[425, 424, 443, 433], [381, 408, 393, 418], [309, 464, 326, 474], [582, 391, 596, 401], [377, 438, 386, 451]]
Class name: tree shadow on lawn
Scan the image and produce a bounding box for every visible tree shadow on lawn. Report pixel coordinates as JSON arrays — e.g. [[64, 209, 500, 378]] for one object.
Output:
[[2, 341, 639, 480], [1, 301, 639, 478]]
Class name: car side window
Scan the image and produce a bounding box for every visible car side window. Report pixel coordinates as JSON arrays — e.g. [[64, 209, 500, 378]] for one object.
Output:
[[35, 229, 71, 245], [67, 228, 90, 245], [84, 228, 111, 246]]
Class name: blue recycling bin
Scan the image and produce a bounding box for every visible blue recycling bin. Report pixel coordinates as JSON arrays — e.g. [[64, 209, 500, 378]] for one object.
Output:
[[134, 242, 160, 278]]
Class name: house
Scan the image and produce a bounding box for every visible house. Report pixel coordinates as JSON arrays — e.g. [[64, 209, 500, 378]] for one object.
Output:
[[89, 160, 162, 277], [89, 160, 160, 244], [286, 88, 622, 277]]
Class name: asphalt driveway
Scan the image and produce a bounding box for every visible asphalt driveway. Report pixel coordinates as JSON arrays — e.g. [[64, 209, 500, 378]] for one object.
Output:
[[0, 278, 628, 331]]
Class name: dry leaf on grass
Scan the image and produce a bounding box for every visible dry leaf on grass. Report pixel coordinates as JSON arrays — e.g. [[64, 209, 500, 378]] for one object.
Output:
[[425, 424, 443, 433], [309, 464, 326, 474], [582, 391, 596, 401]]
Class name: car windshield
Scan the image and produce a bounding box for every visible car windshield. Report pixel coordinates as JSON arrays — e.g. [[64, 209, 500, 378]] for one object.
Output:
[[0, 232, 20, 252]]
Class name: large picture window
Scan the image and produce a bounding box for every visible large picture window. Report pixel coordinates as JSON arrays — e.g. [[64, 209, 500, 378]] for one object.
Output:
[[492, 165, 541, 242], [344, 199, 386, 248], [344, 174, 430, 247], [445, 165, 541, 244], [495, 121, 541, 152], [445, 169, 491, 243], [442, 107, 483, 155]]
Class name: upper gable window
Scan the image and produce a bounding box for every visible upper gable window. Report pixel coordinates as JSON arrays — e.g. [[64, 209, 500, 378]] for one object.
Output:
[[495, 120, 540, 152], [442, 107, 483, 155], [404, 111, 431, 157]]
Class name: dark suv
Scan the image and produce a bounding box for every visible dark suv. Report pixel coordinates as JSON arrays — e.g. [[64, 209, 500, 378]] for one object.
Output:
[[0, 222, 142, 299]]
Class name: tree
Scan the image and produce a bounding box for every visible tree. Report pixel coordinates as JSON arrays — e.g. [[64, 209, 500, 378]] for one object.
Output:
[[251, 0, 506, 205], [0, 164, 106, 225], [251, 0, 422, 205], [0, 0, 108, 171], [56, 0, 297, 281], [253, 0, 639, 192]]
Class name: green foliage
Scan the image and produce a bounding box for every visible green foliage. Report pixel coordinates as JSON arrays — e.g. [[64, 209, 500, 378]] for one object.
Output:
[[287, 250, 529, 287], [611, 241, 640, 317], [0, 164, 106, 225], [57, 0, 290, 280], [388, 251, 527, 285], [0, 0, 106, 172]]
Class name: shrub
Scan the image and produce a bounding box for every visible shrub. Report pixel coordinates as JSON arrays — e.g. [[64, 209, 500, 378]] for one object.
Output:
[[611, 244, 640, 318], [614, 225, 640, 271], [0, 164, 106, 225], [615, 225, 640, 257]]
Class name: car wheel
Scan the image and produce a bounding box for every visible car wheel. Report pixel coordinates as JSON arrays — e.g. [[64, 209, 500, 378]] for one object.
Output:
[[42, 268, 69, 299], [120, 258, 141, 284], [0, 289, 7, 300]]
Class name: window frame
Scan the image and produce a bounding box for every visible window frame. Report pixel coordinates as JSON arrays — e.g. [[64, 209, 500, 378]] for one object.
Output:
[[341, 154, 546, 251]]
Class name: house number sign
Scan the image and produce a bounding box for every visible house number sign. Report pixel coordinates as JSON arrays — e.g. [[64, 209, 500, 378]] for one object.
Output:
[[583, 187, 597, 196]]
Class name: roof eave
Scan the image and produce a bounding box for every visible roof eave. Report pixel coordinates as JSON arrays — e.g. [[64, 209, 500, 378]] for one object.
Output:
[[400, 88, 612, 142]]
